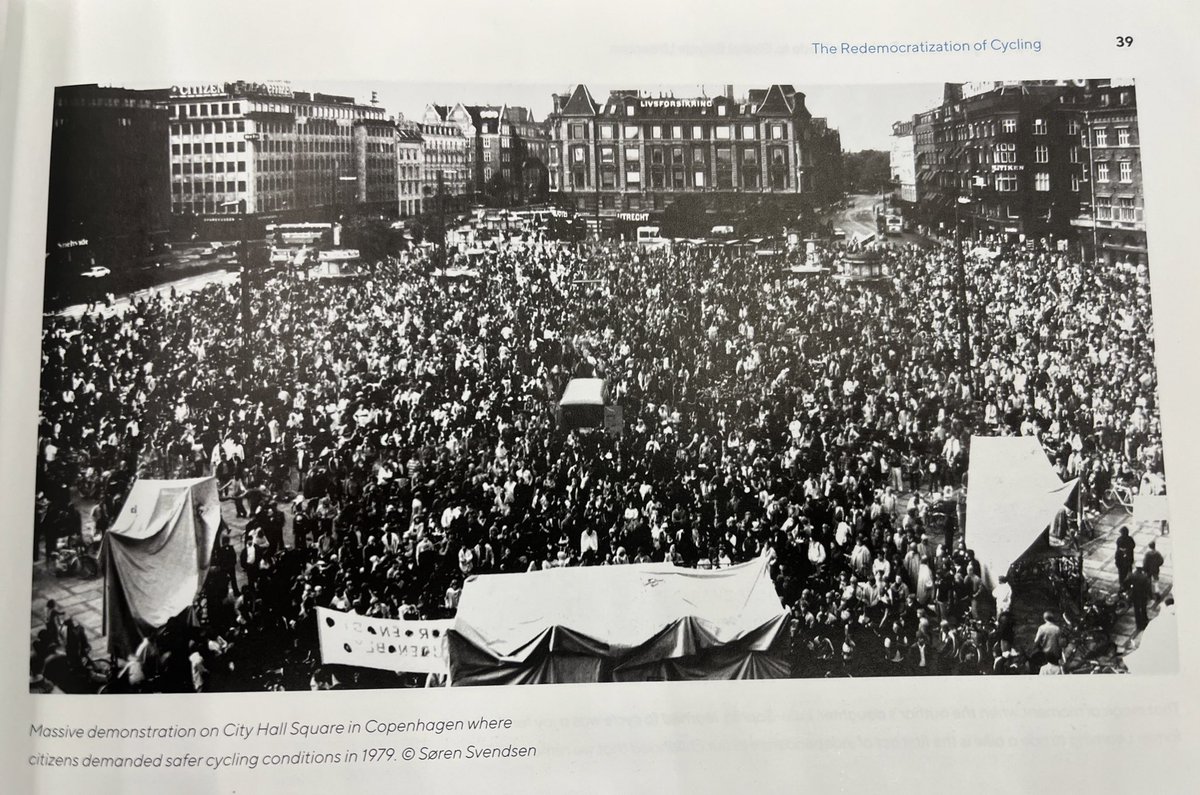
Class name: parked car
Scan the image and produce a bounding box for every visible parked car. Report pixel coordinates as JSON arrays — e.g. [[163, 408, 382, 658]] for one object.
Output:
[[80, 266, 111, 278]]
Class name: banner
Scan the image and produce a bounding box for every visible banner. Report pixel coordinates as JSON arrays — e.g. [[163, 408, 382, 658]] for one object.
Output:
[[316, 607, 452, 675]]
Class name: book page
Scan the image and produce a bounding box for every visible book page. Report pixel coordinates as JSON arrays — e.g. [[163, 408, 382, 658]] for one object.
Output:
[[1, 0, 1197, 792]]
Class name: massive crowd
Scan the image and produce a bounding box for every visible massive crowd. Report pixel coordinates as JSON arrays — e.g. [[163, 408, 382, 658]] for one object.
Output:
[[30, 223, 1166, 690]]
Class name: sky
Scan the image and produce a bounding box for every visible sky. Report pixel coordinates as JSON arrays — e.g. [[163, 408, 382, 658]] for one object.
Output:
[[304, 81, 947, 152]]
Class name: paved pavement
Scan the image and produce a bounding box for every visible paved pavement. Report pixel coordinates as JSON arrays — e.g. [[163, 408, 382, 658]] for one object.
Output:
[[53, 268, 238, 320]]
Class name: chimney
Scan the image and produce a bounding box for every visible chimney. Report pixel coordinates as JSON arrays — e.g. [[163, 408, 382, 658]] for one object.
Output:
[[724, 84, 734, 101]]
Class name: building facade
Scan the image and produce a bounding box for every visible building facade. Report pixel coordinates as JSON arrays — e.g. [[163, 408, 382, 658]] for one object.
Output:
[[889, 120, 916, 204], [544, 84, 843, 222], [396, 123, 425, 218], [352, 117, 399, 213], [1069, 83, 1144, 265], [164, 81, 388, 221], [419, 107, 471, 209], [46, 84, 171, 271], [907, 80, 1136, 243]]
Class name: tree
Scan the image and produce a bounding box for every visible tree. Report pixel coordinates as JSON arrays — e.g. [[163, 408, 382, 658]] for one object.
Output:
[[842, 150, 892, 194], [661, 194, 710, 238]]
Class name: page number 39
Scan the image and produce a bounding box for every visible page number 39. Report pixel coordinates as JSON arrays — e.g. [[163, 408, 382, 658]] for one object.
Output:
[[1116, 36, 1134, 47]]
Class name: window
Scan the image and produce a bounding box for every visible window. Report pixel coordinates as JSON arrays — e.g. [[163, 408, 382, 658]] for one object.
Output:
[[237, 141, 245, 152], [600, 124, 615, 140], [1117, 128, 1131, 146], [1071, 174, 1081, 192], [1068, 119, 1081, 135], [1001, 118, 1017, 134], [1095, 128, 1108, 147], [671, 125, 683, 139], [625, 104, 634, 117], [570, 122, 586, 139], [601, 171, 615, 188], [742, 148, 757, 163], [692, 125, 703, 139], [1119, 91, 1132, 105], [1033, 118, 1047, 135], [1069, 146, 1080, 164], [651, 125, 662, 139], [203, 122, 213, 134], [623, 125, 639, 139], [624, 146, 639, 162], [1096, 195, 1112, 220], [204, 142, 213, 154], [741, 124, 755, 139], [1118, 196, 1136, 221], [692, 149, 705, 164], [1034, 172, 1050, 191], [172, 163, 181, 175], [215, 142, 224, 153], [694, 171, 705, 187], [1097, 162, 1110, 181], [171, 144, 180, 155], [672, 147, 684, 165], [771, 124, 784, 140], [717, 104, 727, 116], [715, 125, 731, 140], [600, 146, 615, 164], [1119, 161, 1133, 182], [995, 174, 1018, 192], [200, 104, 209, 116], [572, 146, 586, 163], [994, 142, 1017, 164], [1034, 144, 1049, 164], [625, 170, 640, 185]]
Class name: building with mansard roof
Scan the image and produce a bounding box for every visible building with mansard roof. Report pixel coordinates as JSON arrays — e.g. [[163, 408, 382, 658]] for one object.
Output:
[[544, 84, 843, 232]]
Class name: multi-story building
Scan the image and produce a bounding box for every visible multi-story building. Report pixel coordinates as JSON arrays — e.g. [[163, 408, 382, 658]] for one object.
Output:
[[351, 116, 399, 213], [418, 107, 470, 210], [429, 103, 551, 206], [1069, 83, 1144, 266], [164, 81, 389, 222], [889, 120, 917, 204], [396, 122, 425, 218], [45, 84, 171, 271], [544, 84, 843, 226], [910, 81, 1096, 241], [502, 106, 550, 204]]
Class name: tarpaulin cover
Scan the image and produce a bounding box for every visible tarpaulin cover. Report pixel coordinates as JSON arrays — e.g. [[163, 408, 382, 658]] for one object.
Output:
[[449, 556, 790, 686], [1123, 604, 1177, 675], [964, 436, 1078, 587], [102, 477, 221, 658]]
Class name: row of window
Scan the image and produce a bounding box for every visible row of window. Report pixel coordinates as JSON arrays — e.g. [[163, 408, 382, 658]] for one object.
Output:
[[173, 102, 242, 118], [172, 161, 247, 175], [171, 121, 247, 135], [566, 122, 789, 142], [1096, 161, 1135, 182], [173, 141, 247, 155]]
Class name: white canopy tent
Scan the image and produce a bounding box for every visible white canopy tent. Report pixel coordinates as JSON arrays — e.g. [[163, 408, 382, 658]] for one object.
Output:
[[964, 436, 1078, 587]]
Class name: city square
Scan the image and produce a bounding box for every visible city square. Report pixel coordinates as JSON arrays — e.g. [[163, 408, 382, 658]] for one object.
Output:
[[29, 79, 1174, 693]]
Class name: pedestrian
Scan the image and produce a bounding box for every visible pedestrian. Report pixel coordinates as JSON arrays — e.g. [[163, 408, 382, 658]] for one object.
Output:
[[1125, 565, 1153, 632], [1115, 525, 1136, 585], [1142, 541, 1164, 596]]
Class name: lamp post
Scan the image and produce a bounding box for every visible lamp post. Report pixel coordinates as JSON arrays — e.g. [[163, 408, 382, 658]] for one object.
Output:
[[953, 194, 973, 373]]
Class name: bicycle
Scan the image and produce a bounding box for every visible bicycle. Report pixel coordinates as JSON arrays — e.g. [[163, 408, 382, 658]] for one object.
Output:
[[52, 535, 100, 579]]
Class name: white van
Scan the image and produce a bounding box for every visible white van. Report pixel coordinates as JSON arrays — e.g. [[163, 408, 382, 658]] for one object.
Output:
[[636, 225, 670, 250]]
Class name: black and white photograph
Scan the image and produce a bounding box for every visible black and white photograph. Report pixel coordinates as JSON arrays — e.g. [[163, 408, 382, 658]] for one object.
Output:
[[29, 77, 1175, 694]]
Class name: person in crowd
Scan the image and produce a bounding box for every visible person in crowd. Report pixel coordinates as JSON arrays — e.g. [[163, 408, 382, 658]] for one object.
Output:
[[30, 229, 1168, 689]]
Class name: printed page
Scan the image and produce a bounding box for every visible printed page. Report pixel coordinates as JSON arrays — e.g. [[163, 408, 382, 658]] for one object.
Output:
[[1, 0, 1198, 792]]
